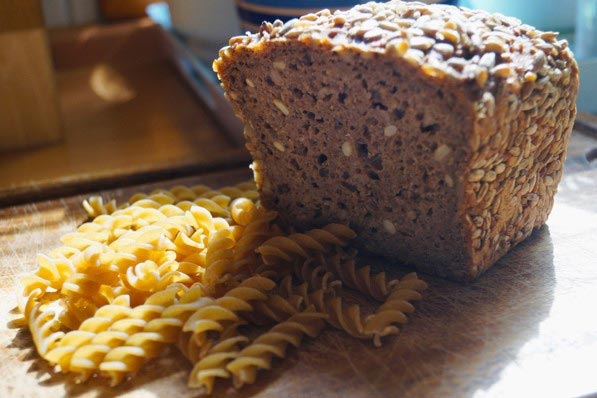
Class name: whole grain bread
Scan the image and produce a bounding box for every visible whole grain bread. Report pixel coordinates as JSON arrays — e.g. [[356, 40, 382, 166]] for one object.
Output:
[[214, 1, 579, 281]]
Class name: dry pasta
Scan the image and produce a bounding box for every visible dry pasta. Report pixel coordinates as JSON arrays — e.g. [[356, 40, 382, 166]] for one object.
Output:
[[82, 196, 117, 218], [181, 276, 275, 354], [269, 258, 427, 347], [255, 223, 356, 266], [24, 291, 65, 357], [291, 258, 342, 293], [226, 307, 327, 388], [323, 253, 398, 302], [179, 318, 245, 363], [186, 321, 247, 392], [363, 273, 428, 347], [15, 179, 427, 395], [248, 293, 305, 325]]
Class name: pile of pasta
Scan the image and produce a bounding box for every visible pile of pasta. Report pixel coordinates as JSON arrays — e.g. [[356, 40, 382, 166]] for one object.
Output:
[[16, 180, 427, 394]]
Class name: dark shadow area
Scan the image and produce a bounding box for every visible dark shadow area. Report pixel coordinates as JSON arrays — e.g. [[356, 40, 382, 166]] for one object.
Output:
[[7, 327, 196, 398], [275, 225, 556, 398]]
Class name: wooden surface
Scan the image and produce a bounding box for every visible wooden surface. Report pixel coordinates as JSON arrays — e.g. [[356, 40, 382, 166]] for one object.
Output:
[[0, 25, 63, 151], [0, 20, 249, 207], [0, 0, 62, 151], [1, 131, 596, 398], [0, 0, 44, 33]]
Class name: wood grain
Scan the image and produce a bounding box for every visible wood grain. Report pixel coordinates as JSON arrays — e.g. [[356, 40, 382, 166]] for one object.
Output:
[[1, 132, 596, 398], [0, 28, 63, 151]]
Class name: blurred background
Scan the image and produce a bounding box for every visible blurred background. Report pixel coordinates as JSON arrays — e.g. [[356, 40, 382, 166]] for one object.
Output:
[[0, 0, 595, 207]]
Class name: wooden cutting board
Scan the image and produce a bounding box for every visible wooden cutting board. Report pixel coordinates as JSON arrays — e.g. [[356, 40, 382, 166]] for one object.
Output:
[[1, 133, 597, 398]]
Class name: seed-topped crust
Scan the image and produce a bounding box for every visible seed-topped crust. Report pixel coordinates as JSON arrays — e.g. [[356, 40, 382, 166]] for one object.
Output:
[[219, 0, 575, 101]]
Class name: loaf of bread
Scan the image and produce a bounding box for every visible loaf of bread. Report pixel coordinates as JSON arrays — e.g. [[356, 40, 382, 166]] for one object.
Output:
[[214, 1, 579, 281]]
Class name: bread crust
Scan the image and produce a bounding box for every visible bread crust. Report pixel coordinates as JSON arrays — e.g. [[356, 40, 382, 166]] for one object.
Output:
[[214, 1, 579, 281]]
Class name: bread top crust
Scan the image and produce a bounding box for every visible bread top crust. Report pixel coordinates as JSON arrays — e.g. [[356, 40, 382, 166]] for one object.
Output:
[[215, 0, 577, 102]]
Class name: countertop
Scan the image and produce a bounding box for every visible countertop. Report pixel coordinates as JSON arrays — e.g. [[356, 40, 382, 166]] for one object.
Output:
[[0, 129, 596, 397]]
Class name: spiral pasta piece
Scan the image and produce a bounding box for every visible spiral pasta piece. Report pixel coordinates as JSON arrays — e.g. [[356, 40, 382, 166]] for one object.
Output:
[[60, 270, 119, 326], [248, 293, 305, 325], [177, 198, 230, 218], [248, 260, 340, 326], [201, 229, 236, 291], [202, 205, 279, 291], [186, 322, 248, 393], [283, 266, 427, 346], [229, 198, 255, 226], [188, 182, 258, 203], [17, 253, 74, 313], [226, 308, 327, 388], [256, 224, 356, 266], [211, 186, 258, 202], [230, 208, 278, 275], [25, 292, 65, 357], [153, 213, 197, 239], [324, 254, 397, 302], [363, 273, 428, 347], [293, 258, 342, 293], [172, 229, 206, 258], [307, 290, 367, 339], [275, 269, 366, 339], [181, 276, 276, 358], [83, 196, 117, 218], [319, 275, 426, 346], [123, 251, 193, 295]]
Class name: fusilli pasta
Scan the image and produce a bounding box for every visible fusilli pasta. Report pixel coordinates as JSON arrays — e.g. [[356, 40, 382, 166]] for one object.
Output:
[[16, 180, 427, 394], [363, 273, 428, 347], [323, 253, 398, 302], [278, 261, 428, 347], [182, 276, 275, 352], [24, 291, 65, 357], [186, 322, 247, 392], [255, 224, 356, 267], [226, 307, 327, 388]]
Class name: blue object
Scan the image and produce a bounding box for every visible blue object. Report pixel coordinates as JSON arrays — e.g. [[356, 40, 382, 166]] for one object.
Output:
[[575, 0, 597, 114], [237, 1, 459, 32], [576, 0, 597, 60], [146, 2, 172, 29], [461, 0, 577, 31]]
